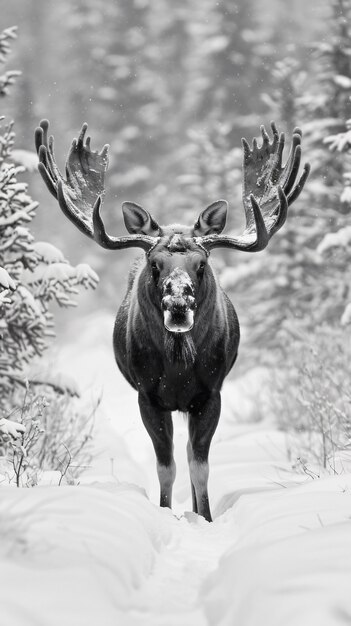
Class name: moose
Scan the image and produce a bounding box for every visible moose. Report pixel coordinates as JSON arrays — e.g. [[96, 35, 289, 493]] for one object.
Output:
[[35, 120, 310, 521]]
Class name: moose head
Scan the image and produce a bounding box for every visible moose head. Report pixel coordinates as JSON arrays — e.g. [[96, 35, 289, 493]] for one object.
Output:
[[35, 119, 310, 521]]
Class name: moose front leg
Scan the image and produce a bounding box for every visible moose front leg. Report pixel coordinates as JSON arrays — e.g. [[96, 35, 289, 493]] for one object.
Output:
[[138, 393, 176, 509], [187, 391, 221, 522]]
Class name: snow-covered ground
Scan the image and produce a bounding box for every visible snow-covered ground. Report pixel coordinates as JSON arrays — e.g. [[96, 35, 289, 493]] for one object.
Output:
[[1, 312, 351, 625]]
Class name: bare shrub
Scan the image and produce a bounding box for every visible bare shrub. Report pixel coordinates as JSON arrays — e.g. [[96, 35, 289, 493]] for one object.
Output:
[[268, 326, 351, 474], [0, 382, 99, 487]]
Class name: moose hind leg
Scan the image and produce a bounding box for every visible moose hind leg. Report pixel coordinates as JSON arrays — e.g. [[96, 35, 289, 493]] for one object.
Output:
[[188, 392, 221, 522], [138, 393, 176, 508], [186, 440, 198, 514]]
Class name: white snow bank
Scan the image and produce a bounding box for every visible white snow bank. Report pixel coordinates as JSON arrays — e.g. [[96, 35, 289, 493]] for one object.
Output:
[[0, 484, 171, 626], [202, 475, 351, 626]]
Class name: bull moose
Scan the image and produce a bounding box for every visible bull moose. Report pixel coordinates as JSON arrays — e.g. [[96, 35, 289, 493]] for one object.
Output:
[[35, 120, 310, 521]]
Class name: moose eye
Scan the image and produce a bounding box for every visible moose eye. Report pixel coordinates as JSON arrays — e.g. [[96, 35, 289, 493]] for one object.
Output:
[[151, 262, 160, 281], [197, 261, 206, 276]]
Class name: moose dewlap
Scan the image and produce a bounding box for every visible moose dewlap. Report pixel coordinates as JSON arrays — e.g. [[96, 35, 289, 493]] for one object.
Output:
[[35, 119, 310, 522]]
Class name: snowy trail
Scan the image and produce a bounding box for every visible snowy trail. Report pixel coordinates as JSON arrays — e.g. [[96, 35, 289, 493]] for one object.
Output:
[[130, 511, 235, 626], [4, 313, 346, 626]]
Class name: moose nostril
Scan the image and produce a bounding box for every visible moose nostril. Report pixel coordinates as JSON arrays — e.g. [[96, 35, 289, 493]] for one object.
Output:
[[183, 284, 193, 297]]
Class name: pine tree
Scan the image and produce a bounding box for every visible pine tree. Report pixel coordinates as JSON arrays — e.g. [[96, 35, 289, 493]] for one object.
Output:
[[0, 27, 98, 414], [218, 0, 351, 368]]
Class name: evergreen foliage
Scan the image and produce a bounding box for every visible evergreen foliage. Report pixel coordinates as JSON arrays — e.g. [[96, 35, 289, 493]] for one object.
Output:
[[0, 27, 21, 97], [258, 0, 351, 472], [0, 0, 347, 409], [0, 112, 98, 407], [0, 27, 97, 480], [219, 0, 351, 368]]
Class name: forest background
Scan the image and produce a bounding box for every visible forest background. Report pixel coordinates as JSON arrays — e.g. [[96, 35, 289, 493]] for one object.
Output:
[[1, 0, 351, 476]]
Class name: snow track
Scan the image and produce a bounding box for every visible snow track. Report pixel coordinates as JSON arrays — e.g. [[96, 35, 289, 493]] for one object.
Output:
[[2, 315, 349, 625], [2, 476, 351, 626], [130, 511, 235, 626]]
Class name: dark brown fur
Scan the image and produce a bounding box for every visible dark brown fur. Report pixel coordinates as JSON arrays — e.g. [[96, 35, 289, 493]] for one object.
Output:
[[164, 330, 197, 366], [113, 235, 239, 522]]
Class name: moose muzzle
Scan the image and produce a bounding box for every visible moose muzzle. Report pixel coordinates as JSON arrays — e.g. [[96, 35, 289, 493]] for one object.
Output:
[[162, 268, 196, 333]]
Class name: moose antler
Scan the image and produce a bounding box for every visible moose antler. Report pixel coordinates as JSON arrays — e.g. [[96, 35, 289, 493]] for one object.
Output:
[[199, 122, 310, 252], [35, 120, 156, 251]]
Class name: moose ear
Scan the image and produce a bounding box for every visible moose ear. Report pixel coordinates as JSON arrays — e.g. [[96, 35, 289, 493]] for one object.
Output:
[[193, 200, 228, 236], [122, 202, 160, 236]]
